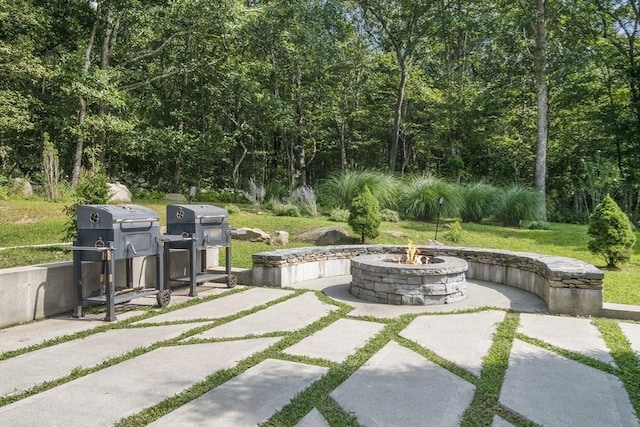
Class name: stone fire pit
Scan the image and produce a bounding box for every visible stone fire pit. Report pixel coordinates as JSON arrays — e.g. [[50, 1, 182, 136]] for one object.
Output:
[[350, 254, 468, 305]]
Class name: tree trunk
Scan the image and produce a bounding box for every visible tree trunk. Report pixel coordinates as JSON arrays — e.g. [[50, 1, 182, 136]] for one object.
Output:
[[390, 56, 408, 173], [534, 0, 548, 220], [71, 11, 100, 187]]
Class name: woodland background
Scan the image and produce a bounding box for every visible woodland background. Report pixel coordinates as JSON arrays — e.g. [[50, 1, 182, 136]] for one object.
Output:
[[2, 0, 640, 223]]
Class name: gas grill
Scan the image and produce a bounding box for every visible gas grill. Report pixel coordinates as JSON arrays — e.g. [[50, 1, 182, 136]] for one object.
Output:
[[72, 204, 170, 321], [163, 204, 236, 296]]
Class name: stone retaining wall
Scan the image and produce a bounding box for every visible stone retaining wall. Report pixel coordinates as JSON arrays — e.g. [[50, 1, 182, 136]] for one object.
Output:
[[252, 245, 604, 316]]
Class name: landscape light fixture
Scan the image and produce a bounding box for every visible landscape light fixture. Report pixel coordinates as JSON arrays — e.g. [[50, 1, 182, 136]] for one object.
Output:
[[434, 196, 445, 241]]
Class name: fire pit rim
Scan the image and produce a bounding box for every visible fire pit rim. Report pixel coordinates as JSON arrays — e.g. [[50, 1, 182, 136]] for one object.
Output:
[[351, 254, 468, 274]]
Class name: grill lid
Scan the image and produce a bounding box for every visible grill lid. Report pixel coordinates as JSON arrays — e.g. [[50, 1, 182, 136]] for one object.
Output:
[[167, 204, 228, 225], [77, 205, 160, 229]]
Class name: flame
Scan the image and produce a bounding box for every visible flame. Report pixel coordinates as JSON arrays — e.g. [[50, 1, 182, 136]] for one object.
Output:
[[406, 240, 420, 264]]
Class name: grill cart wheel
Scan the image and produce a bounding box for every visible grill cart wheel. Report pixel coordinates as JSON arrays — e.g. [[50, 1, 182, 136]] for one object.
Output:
[[227, 275, 237, 288], [156, 289, 171, 307]]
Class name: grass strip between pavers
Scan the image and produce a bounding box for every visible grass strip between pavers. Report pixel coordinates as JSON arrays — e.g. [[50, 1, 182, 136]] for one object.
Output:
[[4, 287, 640, 427], [460, 312, 539, 427], [0, 288, 303, 408], [593, 318, 640, 422], [261, 313, 417, 427], [0, 285, 250, 362], [113, 291, 354, 426]]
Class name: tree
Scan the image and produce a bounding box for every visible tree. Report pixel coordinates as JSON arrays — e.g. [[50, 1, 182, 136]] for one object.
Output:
[[587, 195, 636, 268], [348, 184, 381, 243], [357, 0, 434, 172], [533, 0, 549, 220]]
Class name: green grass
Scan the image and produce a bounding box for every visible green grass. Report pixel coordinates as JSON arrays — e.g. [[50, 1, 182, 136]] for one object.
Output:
[[0, 200, 638, 305]]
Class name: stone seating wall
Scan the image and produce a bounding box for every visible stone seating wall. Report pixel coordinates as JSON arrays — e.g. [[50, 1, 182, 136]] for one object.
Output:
[[252, 244, 604, 316]]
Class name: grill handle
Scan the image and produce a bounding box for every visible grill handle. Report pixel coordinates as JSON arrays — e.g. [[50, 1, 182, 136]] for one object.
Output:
[[115, 217, 158, 224]]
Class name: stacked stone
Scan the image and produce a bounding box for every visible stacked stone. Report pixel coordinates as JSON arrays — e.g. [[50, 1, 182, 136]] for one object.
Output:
[[350, 255, 468, 305]]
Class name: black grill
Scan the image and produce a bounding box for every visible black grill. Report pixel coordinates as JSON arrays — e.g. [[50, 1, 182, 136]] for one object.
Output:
[[75, 205, 161, 261], [163, 204, 236, 295], [166, 204, 230, 248], [72, 204, 169, 321]]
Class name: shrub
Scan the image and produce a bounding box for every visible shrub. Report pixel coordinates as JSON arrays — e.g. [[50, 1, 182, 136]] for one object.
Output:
[[444, 221, 464, 242], [64, 156, 109, 241], [380, 208, 400, 222], [271, 200, 301, 217], [318, 169, 399, 210], [328, 208, 350, 222], [528, 220, 550, 230], [290, 185, 319, 217], [493, 184, 543, 227], [587, 195, 636, 268], [242, 178, 266, 206], [224, 204, 241, 214], [348, 184, 381, 243], [460, 181, 499, 223], [397, 174, 462, 221]]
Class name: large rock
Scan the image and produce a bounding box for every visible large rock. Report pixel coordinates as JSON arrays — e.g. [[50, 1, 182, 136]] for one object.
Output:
[[231, 227, 271, 242], [107, 182, 132, 203], [298, 226, 349, 245], [270, 230, 289, 246], [11, 178, 33, 198], [164, 193, 187, 202]]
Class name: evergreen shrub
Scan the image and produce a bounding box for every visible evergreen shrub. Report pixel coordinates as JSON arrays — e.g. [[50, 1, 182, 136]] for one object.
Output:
[[587, 195, 636, 268], [348, 184, 381, 243]]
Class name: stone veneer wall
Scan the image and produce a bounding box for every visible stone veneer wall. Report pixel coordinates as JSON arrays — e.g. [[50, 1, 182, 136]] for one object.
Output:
[[251, 245, 604, 316]]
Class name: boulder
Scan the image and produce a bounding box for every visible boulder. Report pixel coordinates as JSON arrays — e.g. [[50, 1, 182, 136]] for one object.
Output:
[[298, 226, 349, 245], [107, 182, 132, 203], [387, 230, 407, 239], [270, 230, 289, 246], [231, 227, 271, 242], [164, 193, 187, 202], [11, 178, 33, 198]]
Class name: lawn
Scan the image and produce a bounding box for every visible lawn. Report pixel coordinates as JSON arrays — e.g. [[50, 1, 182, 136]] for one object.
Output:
[[0, 199, 638, 305]]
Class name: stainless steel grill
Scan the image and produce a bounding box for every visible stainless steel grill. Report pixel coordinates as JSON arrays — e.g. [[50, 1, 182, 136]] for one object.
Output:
[[73, 204, 169, 321], [163, 204, 236, 296]]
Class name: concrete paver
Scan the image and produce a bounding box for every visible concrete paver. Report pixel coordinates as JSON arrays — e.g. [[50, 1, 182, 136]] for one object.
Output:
[[284, 318, 385, 363], [399, 310, 505, 376], [0, 323, 200, 396], [195, 291, 337, 339], [295, 408, 330, 427], [500, 339, 638, 427], [135, 287, 292, 324], [619, 322, 640, 359], [0, 311, 144, 354], [150, 359, 328, 426], [1, 275, 638, 427], [518, 313, 615, 365], [314, 276, 548, 318], [0, 338, 279, 427], [331, 341, 476, 426], [492, 415, 515, 427]]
